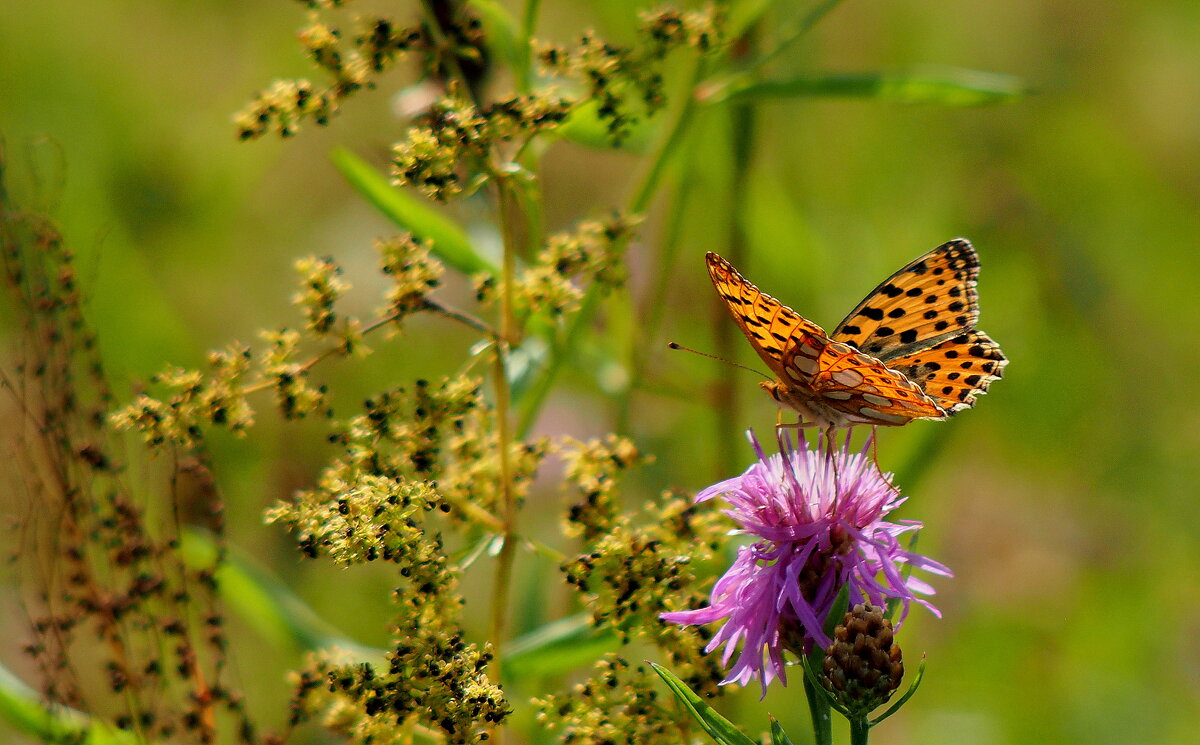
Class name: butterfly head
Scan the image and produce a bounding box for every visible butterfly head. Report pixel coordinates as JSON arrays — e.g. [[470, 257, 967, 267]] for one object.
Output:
[[759, 379, 835, 427], [759, 379, 787, 404]]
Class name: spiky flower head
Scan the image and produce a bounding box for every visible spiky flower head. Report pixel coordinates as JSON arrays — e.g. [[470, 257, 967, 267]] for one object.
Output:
[[661, 430, 949, 695]]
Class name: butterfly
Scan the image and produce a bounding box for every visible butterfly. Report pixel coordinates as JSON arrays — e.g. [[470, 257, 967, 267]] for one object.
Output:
[[706, 239, 1006, 429]]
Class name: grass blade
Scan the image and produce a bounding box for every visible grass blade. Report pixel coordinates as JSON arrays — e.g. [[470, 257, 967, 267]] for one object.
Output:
[[769, 715, 797, 745], [180, 528, 382, 659], [330, 147, 496, 275], [0, 662, 140, 745], [649, 663, 757, 745], [723, 68, 1027, 106], [502, 613, 617, 682]]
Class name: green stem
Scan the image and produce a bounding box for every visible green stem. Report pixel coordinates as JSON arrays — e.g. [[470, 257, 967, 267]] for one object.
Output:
[[610, 56, 707, 432], [751, 0, 845, 74], [519, 49, 704, 436], [628, 56, 707, 215], [804, 674, 834, 745], [711, 23, 758, 475], [628, 135, 696, 381], [489, 348, 517, 647], [488, 175, 522, 745], [849, 716, 871, 745], [518, 0, 543, 91]]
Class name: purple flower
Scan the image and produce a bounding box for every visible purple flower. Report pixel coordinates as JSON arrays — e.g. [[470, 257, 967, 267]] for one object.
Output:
[[661, 429, 950, 695]]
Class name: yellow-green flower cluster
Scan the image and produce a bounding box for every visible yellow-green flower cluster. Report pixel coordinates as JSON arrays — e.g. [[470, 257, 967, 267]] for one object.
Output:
[[235, 14, 425, 140], [294, 255, 350, 336], [640, 6, 724, 57], [391, 94, 570, 201], [111, 345, 254, 449], [534, 656, 675, 745], [111, 231, 456, 450], [555, 442, 728, 698], [268, 375, 518, 743], [559, 434, 648, 541], [537, 7, 724, 144], [377, 234, 444, 319], [515, 213, 639, 316], [260, 328, 328, 419], [291, 634, 506, 745]]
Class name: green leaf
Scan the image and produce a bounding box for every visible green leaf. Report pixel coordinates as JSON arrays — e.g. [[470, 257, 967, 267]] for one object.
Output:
[[330, 147, 496, 275], [722, 68, 1027, 106], [454, 531, 500, 570], [502, 613, 618, 682], [869, 658, 927, 726], [516, 283, 604, 437], [649, 663, 758, 745], [556, 99, 656, 152], [180, 528, 383, 661], [812, 584, 850, 657], [727, 0, 775, 39], [0, 661, 140, 745], [466, 0, 522, 71], [769, 715, 797, 745]]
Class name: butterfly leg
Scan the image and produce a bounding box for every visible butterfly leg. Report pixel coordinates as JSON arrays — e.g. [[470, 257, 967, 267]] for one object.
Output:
[[822, 424, 843, 505], [774, 411, 818, 431], [868, 426, 906, 501]]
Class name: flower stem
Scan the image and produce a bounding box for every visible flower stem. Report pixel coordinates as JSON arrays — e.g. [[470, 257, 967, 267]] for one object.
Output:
[[488, 176, 521, 745], [803, 674, 834, 745], [849, 716, 871, 745], [517, 0, 543, 91]]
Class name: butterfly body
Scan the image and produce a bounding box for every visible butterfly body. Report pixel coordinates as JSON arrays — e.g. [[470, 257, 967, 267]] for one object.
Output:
[[707, 240, 1006, 429]]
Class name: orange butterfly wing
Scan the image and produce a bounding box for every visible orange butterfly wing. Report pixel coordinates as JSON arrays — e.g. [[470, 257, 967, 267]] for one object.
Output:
[[706, 252, 947, 427], [830, 239, 1006, 415], [831, 239, 981, 359], [706, 240, 1005, 427], [705, 252, 829, 384], [883, 329, 1007, 413], [807, 340, 946, 425]]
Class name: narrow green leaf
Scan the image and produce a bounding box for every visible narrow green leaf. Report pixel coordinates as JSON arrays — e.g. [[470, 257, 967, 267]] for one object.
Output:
[[515, 282, 603, 437], [330, 147, 496, 275], [722, 69, 1027, 106], [502, 613, 617, 681], [869, 658, 927, 726], [455, 531, 500, 570], [555, 99, 656, 152], [466, 0, 522, 70], [649, 663, 758, 745], [769, 715, 797, 745], [0, 662, 140, 745], [180, 528, 381, 660], [800, 652, 850, 720], [727, 0, 775, 39]]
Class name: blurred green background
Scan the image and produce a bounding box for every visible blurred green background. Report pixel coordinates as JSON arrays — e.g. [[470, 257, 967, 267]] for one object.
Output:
[[2, 0, 1199, 743]]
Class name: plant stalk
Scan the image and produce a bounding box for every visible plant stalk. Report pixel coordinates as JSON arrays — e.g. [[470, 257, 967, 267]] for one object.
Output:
[[803, 674, 834, 745], [850, 716, 871, 745], [487, 177, 522, 745]]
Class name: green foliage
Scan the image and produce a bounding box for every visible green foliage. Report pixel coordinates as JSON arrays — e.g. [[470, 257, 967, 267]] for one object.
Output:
[[332, 146, 492, 275], [720, 68, 1028, 106], [649, 664, 757, 745], [13, 1, 1198, 745]]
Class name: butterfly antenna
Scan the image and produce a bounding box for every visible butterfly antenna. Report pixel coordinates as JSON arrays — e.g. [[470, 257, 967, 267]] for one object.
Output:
[[668, 342, 771, 380]]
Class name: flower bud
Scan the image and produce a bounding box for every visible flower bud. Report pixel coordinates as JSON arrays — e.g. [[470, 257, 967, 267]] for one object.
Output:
[[820, 603, 903, 715]]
